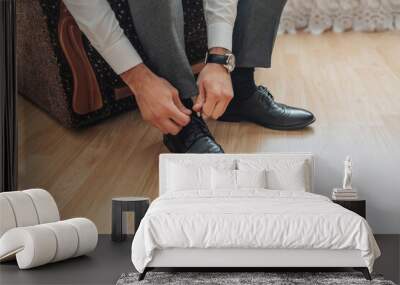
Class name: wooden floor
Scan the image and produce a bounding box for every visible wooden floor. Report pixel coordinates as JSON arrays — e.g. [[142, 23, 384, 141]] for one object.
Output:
[[18, 31, 400, 234]]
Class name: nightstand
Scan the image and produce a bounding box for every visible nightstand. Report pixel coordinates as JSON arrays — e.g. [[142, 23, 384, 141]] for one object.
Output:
[[332, 199, 366, 218], [111, 197, 150, 242]]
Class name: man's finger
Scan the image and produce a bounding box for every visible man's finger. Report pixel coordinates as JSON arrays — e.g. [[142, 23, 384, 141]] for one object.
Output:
[[211, 100, 228, 120], [202, 93, 217, 119], [193, 83, 205, 113], [168, 104, 191, 127], [160, 119, 182, 135], [172, 93, 192, 115]]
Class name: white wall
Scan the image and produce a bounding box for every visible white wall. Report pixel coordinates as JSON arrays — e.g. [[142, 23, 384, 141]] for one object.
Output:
[[259, 133, 400, 234], [314, 151, 400, 234]]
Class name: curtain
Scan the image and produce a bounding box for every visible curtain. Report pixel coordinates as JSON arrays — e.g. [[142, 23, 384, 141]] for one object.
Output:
[[279, 0, 400, 34], [0, 0, 17, 192]]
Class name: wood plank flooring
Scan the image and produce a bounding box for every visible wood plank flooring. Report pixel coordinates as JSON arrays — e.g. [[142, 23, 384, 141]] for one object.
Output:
[[17, 31, 400, 234]]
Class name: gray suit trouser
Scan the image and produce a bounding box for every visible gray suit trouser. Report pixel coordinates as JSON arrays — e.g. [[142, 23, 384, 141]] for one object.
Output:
[[127, 0, 287, 99]]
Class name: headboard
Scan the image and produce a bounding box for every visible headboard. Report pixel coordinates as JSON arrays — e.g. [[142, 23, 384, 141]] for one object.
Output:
[[159, 153, 314, 196]]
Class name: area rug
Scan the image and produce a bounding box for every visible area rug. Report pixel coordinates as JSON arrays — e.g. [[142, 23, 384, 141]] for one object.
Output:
[[116, 272, 396, 285]]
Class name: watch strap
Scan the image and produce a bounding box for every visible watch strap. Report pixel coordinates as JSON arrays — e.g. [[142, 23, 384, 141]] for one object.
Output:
[[205, 53, 229, 65]]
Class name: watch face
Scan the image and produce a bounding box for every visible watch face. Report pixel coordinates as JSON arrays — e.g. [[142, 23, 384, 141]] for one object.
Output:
[[226, 53, 236, 72]]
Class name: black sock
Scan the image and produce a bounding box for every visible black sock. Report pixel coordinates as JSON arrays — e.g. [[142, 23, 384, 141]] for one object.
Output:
[[231, 67, 257, 101]]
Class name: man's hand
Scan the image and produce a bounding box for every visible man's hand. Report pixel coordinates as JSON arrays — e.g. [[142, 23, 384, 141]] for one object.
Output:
[[193, 48, 234, 120], [121, 64, 191, 135]]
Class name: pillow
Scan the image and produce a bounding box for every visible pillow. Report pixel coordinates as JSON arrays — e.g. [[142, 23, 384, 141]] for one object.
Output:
[[211, 168, 237, 190], [266, 164, 306, 191], [212, 169, 268, 190], [237, 159, 308, 191], [166, 158, 236, 170], [167, 163, 211, 191], [236, 169, 267, 189]]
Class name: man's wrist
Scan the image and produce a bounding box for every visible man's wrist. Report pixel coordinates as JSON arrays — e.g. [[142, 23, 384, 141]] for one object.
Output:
[[205, 48, 236, 73], [208, 47, 230, 55], [205, 63, 229, 74], [120, 63, 151, 95]]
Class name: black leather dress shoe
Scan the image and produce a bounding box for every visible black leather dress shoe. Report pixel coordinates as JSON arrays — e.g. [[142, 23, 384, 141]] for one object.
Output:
[[164, 114, 224, 153], [218, 86, 315, 130]]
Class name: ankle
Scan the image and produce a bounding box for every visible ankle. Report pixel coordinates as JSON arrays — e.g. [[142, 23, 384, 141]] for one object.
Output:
[[231, 67, 256, 101]]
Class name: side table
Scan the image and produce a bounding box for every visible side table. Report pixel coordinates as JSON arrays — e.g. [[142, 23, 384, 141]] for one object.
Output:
[[332, 199, 366, 219], [112, 197, 150, 242]]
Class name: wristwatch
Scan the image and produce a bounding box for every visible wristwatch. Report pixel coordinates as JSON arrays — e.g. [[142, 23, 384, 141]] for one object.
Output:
[[205, 52, 236, 72]]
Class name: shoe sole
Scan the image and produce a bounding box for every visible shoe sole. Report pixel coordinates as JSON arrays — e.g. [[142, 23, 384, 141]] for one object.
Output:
[[218, 115, 316, 131]]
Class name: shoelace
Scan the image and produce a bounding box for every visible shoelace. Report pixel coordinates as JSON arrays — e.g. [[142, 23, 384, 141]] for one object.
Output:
[[178, 114, 213, 147], [258, 86, 275, 101]]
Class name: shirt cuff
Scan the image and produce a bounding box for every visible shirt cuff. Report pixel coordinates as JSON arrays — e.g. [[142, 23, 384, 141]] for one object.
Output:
[[100, 36, 143, 75], [207, 22, 234, 51]]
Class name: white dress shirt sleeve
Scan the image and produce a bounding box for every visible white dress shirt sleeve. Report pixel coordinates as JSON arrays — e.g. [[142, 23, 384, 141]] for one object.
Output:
[[63, 0, 142, 75], [203, 0, 238, 51]]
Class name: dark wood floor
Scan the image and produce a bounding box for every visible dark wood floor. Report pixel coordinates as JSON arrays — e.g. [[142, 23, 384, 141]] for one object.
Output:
[[0, 235, 398, 285], [0, 236, 133, 285]]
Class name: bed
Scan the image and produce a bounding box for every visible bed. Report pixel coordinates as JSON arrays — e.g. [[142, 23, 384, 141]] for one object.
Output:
[[131, 153, 380, 281]]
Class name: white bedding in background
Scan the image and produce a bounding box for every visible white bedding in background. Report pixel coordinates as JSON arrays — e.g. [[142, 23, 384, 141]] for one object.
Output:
[[131, 190, 380, 273]]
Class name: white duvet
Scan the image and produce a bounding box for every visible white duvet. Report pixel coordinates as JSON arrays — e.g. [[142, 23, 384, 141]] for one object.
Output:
[[131, 190, 380, 273]]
